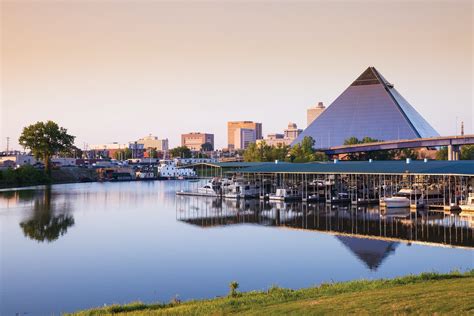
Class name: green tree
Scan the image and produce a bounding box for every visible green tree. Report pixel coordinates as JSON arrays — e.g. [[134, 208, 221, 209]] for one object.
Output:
[[398, 148, 418, 160], [243, 143, 261, 162], [270, 144, 290, 161], [243, 141, 290, 162], [436, 147, 448, 160], [229, 281, 239, 297], [170, 146, 192, 158], [344, 136, 361, 146], [147, 148, 158, 159], [59, 145, 83, 158], [19, 121, 75, 175], [113, 148, 133, 160], [461, 145, 474, 160], [343, 136, 395, 161], [287, 136, 326, 162]]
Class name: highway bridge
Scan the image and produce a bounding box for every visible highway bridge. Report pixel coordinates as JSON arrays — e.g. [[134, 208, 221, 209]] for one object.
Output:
[[322, 135, 474, 160]]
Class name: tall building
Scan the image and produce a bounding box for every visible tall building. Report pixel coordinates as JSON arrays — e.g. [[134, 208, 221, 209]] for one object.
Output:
[[256, 133, 288, 147], [284, 122, 303, 140], [227, 121, 262, 149], [293, 66, 439, 148], [181, 133, 214, 151], [234, 128, 256, 150], [257, 123, 302, 147], [307, 102, 326, 126], [137, 135, 169, 151]]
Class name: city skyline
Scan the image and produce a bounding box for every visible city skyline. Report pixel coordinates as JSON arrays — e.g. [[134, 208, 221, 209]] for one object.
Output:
[[2, 1, 473, 150]]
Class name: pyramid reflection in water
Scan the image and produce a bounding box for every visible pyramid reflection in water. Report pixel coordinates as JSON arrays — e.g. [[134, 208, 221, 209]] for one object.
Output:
[[176, 197, 474, 271], [336, 236, 398, 271]]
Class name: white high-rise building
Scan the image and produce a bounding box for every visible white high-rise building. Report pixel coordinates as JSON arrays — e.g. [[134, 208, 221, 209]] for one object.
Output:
[[234, 128, 256, 150]]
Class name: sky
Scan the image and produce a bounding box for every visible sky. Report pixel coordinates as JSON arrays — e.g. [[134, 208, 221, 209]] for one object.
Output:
[[1, 0, 473, 150]]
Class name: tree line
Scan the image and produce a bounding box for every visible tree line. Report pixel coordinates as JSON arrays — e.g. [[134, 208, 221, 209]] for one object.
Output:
[[242, 136, 474, 162], [3, 120, 474, 188], [243, 136, 327, 163]]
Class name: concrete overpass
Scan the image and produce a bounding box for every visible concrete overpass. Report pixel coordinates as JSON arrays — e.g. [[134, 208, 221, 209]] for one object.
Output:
[[321, 135, 474, 160]]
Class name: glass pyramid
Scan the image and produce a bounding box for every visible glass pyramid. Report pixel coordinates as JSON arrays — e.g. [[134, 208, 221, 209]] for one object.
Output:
[[293, 67, 439, 148]]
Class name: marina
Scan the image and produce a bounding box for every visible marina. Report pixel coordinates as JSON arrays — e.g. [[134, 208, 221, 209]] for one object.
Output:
[[175, 160, 474, 215]]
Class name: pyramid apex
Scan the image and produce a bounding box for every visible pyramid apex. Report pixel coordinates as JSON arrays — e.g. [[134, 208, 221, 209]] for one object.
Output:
[[351, 67, 381, 86]]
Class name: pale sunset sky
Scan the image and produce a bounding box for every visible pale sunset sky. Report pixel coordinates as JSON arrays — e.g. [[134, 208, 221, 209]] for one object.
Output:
[[1, 0, 473, 150]]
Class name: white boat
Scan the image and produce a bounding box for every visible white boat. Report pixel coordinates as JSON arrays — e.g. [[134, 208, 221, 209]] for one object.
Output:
[[224, 180, 259, 199], [158, 160, 196, 179], [269, 188, 301, 201], [380, 188, 424, 208], [380, 196, 410, 208], [197, 182, 219, 196], [460, 193, 474, 212]]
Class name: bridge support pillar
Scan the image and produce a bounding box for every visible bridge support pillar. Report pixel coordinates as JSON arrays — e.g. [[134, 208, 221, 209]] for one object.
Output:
[[454, 146, 460, 160], [448, 145, 460, 161]]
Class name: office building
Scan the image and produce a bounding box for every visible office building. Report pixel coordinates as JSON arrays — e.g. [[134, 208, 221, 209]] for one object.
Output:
[[284, 122, 303, 140], [257, 123, 302, 147], [181, 133, 214, 151], [307, 102, 326, 126], [234, 128, 256, 150], [227, 121, 262, 149], [137, 135, 169, 151]]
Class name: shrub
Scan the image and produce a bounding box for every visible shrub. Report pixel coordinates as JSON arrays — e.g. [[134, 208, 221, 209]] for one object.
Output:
[[229, 281, 239, 297]]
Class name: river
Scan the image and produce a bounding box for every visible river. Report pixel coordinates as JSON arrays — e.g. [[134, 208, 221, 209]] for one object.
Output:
[[0, 180, 472, 314]]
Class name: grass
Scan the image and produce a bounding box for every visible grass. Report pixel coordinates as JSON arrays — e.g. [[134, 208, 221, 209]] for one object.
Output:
[[69, 270, 474, 315]]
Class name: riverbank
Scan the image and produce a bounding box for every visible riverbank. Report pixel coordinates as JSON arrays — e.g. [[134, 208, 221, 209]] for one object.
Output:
[[0, 166, 98, 189], [70, 270, 474, 315]]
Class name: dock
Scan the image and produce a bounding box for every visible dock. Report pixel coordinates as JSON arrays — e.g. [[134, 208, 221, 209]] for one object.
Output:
[[176, 160, 474, 212]]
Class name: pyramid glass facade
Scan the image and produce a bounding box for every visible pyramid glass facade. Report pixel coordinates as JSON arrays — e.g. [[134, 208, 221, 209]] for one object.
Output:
[[292, 67, 439, 148]]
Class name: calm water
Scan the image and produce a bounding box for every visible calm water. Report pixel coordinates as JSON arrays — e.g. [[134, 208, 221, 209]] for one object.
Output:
[[1, 181, 473, 315]]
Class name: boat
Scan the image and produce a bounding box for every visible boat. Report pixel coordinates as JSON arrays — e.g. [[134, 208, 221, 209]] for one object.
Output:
[[196, 181, 220, 196], [269, 188, 301, 202], [330, 192, 350, 204], [380, 188, 424, 208], [380, 196, 410, 208], [460, 193, 474, 212], [158, 160, 196, 179], [224, 179, 259, 199]]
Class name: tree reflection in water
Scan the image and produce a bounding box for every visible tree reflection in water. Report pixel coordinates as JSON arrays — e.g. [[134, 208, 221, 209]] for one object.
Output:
[[19, 187, 75, 242]]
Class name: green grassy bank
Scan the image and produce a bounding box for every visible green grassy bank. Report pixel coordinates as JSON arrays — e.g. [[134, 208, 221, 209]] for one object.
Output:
[[70, 270, 474, 315]]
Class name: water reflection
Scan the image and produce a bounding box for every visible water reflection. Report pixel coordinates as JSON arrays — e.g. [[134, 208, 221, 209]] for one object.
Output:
[[16, 187, 75, 242], [337, 237, 397, 270], [176, 197, 474, 253]]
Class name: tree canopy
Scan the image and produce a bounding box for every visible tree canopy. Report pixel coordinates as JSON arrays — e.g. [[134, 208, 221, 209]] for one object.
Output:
[[113, 148, 132, 160], [436, 145, 474, 160], [343, 137, 396, 160], [170, 146, 192, 158], [19, 121, 75, 174], [243, 137, 326, 163]]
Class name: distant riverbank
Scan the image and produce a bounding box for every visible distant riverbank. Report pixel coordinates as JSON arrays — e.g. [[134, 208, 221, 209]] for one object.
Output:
[[70, 270, 474, 315], [0, 166, 97, 189]]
